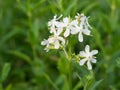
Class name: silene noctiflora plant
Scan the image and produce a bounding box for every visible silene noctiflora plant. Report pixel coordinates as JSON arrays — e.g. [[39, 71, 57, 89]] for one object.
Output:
[[41, 13, 98, 70]]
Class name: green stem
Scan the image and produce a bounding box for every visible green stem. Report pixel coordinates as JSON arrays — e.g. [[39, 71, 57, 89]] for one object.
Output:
[[68, 44, 72, 90], [32, 46, 37, 60], [63, 47, 68, 58], [44, 74, 59, 90], [27, 1, 37, 61], [63, 46, 72, 90], [69, 61, 72, 90], [0, 84, 3, 90]]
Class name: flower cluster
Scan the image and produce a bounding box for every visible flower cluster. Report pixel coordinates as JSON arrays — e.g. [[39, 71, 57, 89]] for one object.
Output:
[[41, 13, 98, 70]]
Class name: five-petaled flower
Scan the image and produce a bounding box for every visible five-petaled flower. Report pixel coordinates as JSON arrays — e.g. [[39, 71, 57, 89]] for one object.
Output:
[[48, 15, 62, 34], [48, 31, 65, 49], [71, 13, 91, 42], [79, 45, 98, 70], [61, 17, 78, 37]]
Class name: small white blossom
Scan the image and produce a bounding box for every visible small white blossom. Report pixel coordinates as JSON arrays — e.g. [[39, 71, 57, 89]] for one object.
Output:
[[71, 13, 91, 42], [60, 17, 78, 37], [48, 29, 65, 49], [41, 35, 65, 51], [48, 15, 62, 34], [62, 17, 71, 37], [48, 33, 65, 49], [41, 39, 50, 52], [79, 45, 98, 70]]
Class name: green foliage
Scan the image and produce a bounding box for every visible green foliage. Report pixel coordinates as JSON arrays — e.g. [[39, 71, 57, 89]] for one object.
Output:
[[0, 63, 11, 83], [0, 0, 120, 90]]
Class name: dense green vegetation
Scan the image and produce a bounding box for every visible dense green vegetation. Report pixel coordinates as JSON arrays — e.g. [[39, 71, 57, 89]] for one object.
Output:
[[0, 0, 120, 90]]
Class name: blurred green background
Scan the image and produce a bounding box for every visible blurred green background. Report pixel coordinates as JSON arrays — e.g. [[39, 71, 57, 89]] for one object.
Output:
[[0, 0, 120, 90]]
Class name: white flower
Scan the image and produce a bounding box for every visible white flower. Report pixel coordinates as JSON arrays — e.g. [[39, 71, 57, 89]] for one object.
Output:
[[79, 45, 98, 70], [48, 30, 65, 49], [41, 39, 50, 52], [48, 35, 65, 49], [58, 17, 78, 37], [41, 34, 65, 51], [48, 15, 62, 34], [62, 17, 71, 37], [71, 13, 91, 42]]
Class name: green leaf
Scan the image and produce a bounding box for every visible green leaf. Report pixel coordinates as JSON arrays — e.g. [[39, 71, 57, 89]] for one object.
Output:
[[82, 2, 98, 14], [7, 50, 32, 64], [0, 29, 19, 47], [62, 75, 69, 90], [32, 19, 40, 42], [73, 81, 82, 90], [57, 52, 69, 74], [44, 74, 59, 90], [64, 0, 77, 16], [32, 59, 45, 76], [28, 19, 40, 45], [92, 28, 105, 53], [55, 75, 64, 86], [88, 79, 103, 90], [116, 57, 120, 66], [5, 84, 12, 90], [84, 71, 95, 90], [0, 84, 3, 90], [0, 63, 11, 83], [72, 62, 90, 77]]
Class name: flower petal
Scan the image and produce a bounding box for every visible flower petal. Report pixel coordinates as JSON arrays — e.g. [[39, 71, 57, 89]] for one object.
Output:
[[55, 22, 64, 27], [71, 27, 79, 34], [83, 29, 91, 35], [91, 59, 97, 63], [41, 41, 46, 45], [70, 20, 78, 26], [79, 51, 87, 57], [57, 36, 65, 44], [91, 50, 98, 55], [50, 27, 56, 34], [79, 58, 87, 66], [64, 28, 70, 37], [41, 39, 48, 45], [87, 61, 92, 70], [63, 17, 69, 25], [56, 27, 63, 35], [44, 47, 49, 52], [48, 37, 54, 43], [54, 40, 60, 49], [78, 32, 83, 42], [85, 45, 90, 53]]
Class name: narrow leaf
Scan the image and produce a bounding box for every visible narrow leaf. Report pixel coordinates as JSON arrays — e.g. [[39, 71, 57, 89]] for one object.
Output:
[[7, 50, 32, 64], [0, 63, 11, 83], [89, 79, 103, 90]]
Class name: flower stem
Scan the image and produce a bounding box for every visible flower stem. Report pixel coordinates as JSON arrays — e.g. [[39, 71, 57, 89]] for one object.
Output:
[[63, 45, 72, 90], [63, 47, 68, 58], [63, 47, 72, 90], [68, 44, 72, 90], [69, 61, 72, 90]]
